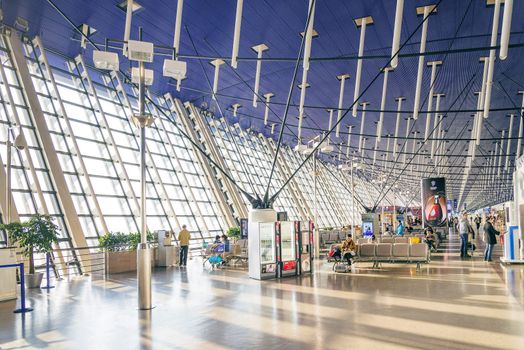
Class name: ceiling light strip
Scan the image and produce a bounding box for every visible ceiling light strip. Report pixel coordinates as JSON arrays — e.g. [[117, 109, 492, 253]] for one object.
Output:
[[393, 97, 405, 157], [517, 91, 524, 159], [424, 61, 441, 140], [483, 0, 502, 119], [358, 102, 369, 153], [230, 0, 244, 69], [377, 67, 392, 142], [391, 0, 404, 68], [251, 44, 269, 107], [352, 16, 373, 117], [336, 74, 350, 137], [499, 0, 513, 60], [173, 0, 184, 57], [122, 0, 133, 55], [505, 114, 514, 171], [413, 5, 436, 120]]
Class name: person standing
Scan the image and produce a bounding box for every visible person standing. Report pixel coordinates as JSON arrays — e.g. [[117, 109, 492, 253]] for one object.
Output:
[[395, 220, 404, 236], [459, 213, 472, 258], [474, 215, 481, 236], [178, 225, 191, 267], [483, 217, 500, 262]]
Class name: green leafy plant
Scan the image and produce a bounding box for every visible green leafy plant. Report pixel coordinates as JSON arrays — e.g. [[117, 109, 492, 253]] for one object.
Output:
[[98, 232, 128, 252], [99, 231, 155, 252], [0, 214, 59, 274], [127, 231, 155, 250], [226, 227, 241, 239]]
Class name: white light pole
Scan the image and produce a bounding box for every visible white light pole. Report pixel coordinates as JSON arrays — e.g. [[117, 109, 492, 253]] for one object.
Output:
[[134, 39, 155, 311]]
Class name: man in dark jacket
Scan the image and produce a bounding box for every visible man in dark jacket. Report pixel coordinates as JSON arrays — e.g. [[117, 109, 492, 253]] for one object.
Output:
[[483, 217, 499, 262]]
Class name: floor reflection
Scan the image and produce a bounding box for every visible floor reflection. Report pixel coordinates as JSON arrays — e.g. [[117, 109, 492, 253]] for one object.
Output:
[[0, 237, 523, 350]]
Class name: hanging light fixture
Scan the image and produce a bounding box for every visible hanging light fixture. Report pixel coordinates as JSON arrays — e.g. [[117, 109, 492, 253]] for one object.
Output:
[[517, 91, 524, 159], [251, 44, 269, 107], [393, 97, 406, 157], [173, 0, 184, 56], [346, 125, 354, 159], [297, 82, 310, 144], [498, 129, 505, 177], [230, 0, 244, 69], [263, 92, 274, 125], [336, 74, 350, 137], [352, 16, 374, 117], [403, 116, 411, 165], [377, 67, 393, 142], [424, 61, 442, 141], [231, 103, 241, 117], [505, 114, 514, 171], [210, 59, 225, 100], [391, 0, 405, 69], [358, 101, 369, 153], [431, 93, 444, 158], [413, 4, 437, 120], [326, 109, 334, 146], [500, 0, 513, 60], [474, 57, 489, 146], [483, 0, 502, 119], [122, 0, 134, 56]]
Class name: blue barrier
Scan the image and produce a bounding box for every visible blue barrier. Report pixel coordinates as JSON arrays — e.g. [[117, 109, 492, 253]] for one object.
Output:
[[40, 253, 55, 290], [0, 262, 33, 313]]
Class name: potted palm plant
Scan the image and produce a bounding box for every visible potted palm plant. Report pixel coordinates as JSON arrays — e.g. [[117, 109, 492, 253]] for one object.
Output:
[[226, 226, 241, 243], [0, 214, 59, 288]]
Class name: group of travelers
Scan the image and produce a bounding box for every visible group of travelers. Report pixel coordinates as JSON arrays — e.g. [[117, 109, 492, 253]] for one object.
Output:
[[454, 212, 500, 261]]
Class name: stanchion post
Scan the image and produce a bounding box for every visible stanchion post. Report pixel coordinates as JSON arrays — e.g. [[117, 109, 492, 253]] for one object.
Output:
[[41, 253, 55, 290], [13, 263, 33, 314]]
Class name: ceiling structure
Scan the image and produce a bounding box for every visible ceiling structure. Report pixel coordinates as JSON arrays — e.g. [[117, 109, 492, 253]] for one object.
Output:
[[4, 0, 524, 211]]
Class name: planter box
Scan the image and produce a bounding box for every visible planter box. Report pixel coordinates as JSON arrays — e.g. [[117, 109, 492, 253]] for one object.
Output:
[[105, 248, 157, 274], [105, 251, 137, 274]]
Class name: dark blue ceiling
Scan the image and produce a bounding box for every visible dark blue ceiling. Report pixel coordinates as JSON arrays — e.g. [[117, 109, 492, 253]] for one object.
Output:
[[4, 0, 524, 157]]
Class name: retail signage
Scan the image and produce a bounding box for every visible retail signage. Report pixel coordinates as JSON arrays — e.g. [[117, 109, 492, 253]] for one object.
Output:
[[421, 177, 448, 227], [453, 199, 458, 211]]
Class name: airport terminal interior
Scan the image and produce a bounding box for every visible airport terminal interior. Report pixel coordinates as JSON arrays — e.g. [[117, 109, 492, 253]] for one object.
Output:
[[1, 0, 524, 349]]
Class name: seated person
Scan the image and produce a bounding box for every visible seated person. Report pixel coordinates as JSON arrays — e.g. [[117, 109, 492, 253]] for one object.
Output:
[[329, 244, 342, 261], [383, 227, 391, 236], [341, 234, 357, 266], [424, 227, 436, 251], [220, 234, 231, 264], [213, 235, 221, 244]]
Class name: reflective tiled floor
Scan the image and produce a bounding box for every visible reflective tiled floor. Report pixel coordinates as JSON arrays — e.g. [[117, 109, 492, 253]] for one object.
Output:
[[1, 233, 523, 350]]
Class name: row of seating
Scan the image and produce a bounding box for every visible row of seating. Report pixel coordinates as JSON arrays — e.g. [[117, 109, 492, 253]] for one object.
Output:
[[320, 230, 350, 244], [335, 243, 429, 271]]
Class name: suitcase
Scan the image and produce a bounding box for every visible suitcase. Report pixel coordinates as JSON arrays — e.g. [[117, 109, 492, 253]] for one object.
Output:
[[334, 263, 351, 273]]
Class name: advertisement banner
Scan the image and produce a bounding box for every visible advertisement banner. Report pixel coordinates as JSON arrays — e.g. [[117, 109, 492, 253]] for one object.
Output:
[[421, 177, 448, 227]]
